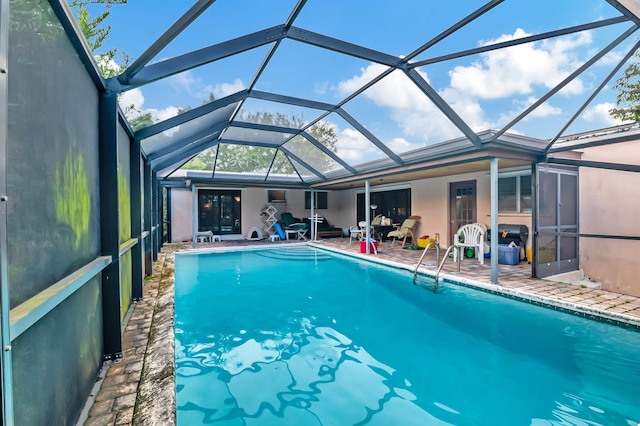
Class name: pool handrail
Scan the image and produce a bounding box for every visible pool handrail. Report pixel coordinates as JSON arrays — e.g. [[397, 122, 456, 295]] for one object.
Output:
[[433, 245, 462, 289], [412, 241, 440, 283]]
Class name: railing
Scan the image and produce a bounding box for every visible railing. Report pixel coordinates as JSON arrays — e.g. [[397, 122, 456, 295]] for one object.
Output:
[[412, 241, 440, 283], [433, 245, 460, 289], [413, 243, 460, 291]]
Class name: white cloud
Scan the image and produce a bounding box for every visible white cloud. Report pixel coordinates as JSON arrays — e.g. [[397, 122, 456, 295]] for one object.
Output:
[[338, 63, 389, 97], [335, 129, 424, 163], [441, 87, 494, 131], [336, 127, 379, 162], [169, 72, 215, 100], [213, 78, 245, 98], [517, 96, 562, 121], [119, 87, 179, 129], [119, 88, 146, 119], [121, 76, 245, 131], [386, 137, 417, 152], [315, 81, 329, 95], [449, 28, 590, 100], [339, 65, 461, 143], [152, 106, 181, 122], [582, 102, 623, 126], [168, 71, 245, 101], [597, 49, 625, 66], [333, 27, 601, 144]]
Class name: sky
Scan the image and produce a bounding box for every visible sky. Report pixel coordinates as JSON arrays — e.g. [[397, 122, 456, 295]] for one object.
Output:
[[91, 0, 639, 166]]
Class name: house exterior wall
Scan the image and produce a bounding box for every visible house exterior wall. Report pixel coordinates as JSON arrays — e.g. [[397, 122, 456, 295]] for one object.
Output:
[[170, 187, 350, 241], [332, 189, 358, 230], [170, 188, 192, 242], [333, 169, 533, 249], [242, 187, 269, 234], [169, 166, 539, 266], [410, 171, 532, 249], [576, 140, 640, 296]]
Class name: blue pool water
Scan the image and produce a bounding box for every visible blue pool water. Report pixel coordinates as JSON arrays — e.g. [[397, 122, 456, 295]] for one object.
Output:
[[175, 247, 640, 425]]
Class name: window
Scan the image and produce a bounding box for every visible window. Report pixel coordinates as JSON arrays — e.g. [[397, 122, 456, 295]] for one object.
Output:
[[267, 189, 287, 203], [356, 188, 411, 223], [198, 189, 241, 234], [305, 191, 328, 209], [499, 174, 531, 213]]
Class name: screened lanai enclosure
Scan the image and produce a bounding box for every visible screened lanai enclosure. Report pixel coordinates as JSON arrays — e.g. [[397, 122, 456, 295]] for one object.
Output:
[[2, 0, 640, 424]]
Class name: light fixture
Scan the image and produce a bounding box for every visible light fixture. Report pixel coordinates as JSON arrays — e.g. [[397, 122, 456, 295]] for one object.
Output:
[[370, 204, 377, 215], [234, 196, 241, 202]]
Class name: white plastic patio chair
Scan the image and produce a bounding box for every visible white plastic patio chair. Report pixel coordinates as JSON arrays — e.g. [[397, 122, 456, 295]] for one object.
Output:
[[357, 220, 371, 239], [349, 225, 361, 243], [453, 223, 485, 265]]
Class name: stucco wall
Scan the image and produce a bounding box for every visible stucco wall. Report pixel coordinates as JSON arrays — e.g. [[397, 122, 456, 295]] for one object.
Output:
[[170, 187, 275, 241], [170, 187, 351, 241], [410, 171, 532, 248], [169, 169, 533, 249], [330, 189, 357, 230], [331, 170, 532, 249], [577, 141, 640, 296], [283, 190, 348, 230], [242, 187, 270, 234], [171, 189, 192, 242]]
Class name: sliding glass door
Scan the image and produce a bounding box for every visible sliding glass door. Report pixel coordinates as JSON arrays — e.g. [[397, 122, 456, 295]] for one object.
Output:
[[356, 188, 411, 224], [198, 189, 241, 235]]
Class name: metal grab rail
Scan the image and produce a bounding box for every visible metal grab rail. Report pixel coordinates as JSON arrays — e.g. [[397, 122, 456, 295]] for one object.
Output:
[[433, 245, 460, 290], [412, 241, 440, 283]]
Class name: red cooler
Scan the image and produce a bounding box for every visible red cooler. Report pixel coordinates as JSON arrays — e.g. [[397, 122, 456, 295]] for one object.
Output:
[[359, 238, 378, 253]]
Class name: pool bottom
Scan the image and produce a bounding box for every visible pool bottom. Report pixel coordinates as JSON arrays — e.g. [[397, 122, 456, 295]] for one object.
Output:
[[174, 247, 640, 425], [176, 323, 450, 425]]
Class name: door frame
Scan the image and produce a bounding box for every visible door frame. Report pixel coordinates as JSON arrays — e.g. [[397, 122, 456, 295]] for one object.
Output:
[[449, 180, 477, 246], [197, 188, 242, 235], [535, 164, 579, 278]]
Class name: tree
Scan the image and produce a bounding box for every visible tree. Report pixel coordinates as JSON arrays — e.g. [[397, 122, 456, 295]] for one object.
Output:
[[69, 0, 129, 78], [182, 111, 339, 175], [129, 111, 154, 131], [609, 50, 640, 122]]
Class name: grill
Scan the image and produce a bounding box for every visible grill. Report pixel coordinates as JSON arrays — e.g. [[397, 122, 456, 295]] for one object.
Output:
[[490, 224, 529, 261]]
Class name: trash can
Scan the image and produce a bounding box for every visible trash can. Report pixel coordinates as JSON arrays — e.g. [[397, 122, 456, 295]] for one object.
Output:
[[360, 238, 378, 254]]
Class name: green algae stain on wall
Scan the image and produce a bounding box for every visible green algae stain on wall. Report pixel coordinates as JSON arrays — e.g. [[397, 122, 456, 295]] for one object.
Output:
[[119, 250, 132, 321], [118, 167, 131, 244], [55, 148, 90, 251], [118, 166, 133, 320]]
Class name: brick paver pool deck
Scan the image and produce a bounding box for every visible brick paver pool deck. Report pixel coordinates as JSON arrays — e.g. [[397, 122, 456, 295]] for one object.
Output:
[[82, 238, 640, 426]]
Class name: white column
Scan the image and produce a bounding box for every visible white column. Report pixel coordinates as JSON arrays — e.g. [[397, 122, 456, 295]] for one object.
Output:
[[191, 184, 198, 248], [365, 180, 371, 254], [490, 158, 499, 283], [310, 189, 315, 241]]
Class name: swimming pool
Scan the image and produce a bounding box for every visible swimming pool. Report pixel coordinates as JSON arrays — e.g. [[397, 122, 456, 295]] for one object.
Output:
[[174, 246, 640, 425]]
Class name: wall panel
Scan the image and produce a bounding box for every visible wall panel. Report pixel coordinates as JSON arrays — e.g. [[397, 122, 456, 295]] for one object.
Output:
[[7, 0, 100, 308], [11, 277, 102, 425], [7, 0, 104, 424]]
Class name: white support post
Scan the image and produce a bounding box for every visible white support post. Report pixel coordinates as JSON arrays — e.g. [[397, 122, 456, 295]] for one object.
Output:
[[365, 180, 371, 254], [191, 184, 197, 249], [490, 158, 499, 284], [310, 189, 316, 241]]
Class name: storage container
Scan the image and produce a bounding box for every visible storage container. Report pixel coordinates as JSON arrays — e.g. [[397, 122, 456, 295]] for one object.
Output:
[[360, 238, 378, 253], [498, 244, 519, 265], [417, 237, 437, 248]]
